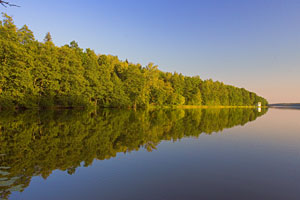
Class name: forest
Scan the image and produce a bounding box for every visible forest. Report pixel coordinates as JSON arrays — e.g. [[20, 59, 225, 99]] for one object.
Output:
[[0, 108, 268, 198], [0, 14, 268, 109]]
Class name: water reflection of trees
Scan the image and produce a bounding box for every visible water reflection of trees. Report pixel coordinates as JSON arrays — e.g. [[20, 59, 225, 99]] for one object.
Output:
[[0, 108, 267, 199]]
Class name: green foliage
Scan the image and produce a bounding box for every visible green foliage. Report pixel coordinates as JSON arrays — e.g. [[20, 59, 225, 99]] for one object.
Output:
[[0, 108, 268, 199], [0, 14, 268, 109]]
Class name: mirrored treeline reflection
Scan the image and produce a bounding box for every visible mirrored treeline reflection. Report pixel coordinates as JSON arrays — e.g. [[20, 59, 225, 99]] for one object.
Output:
[[0, 108, 267, 199]]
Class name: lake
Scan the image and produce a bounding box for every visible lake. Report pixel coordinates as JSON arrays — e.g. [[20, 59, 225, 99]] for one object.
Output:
[[1, 108, 300, 200]]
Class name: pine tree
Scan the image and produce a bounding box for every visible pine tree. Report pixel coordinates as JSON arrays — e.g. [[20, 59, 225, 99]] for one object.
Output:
[[44, 32, 52, 43]]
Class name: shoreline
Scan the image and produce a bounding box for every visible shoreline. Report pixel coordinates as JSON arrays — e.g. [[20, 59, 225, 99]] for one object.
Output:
[[0, 105, 267, 112], [149, 105, 267, 109]]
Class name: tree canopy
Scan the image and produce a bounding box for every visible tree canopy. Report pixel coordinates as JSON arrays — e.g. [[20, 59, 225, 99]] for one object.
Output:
[[0, 14, 268, 110]]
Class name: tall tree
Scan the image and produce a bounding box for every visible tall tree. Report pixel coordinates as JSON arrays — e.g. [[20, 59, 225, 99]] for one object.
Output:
[[44, 32, 52, 43]]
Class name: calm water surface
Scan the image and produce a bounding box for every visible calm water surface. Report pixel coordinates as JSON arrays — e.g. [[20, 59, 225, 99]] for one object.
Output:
[[1, 108, 300, 200]]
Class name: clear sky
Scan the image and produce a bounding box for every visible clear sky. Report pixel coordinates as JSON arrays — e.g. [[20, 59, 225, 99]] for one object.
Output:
[[2, 0, 300, 103]]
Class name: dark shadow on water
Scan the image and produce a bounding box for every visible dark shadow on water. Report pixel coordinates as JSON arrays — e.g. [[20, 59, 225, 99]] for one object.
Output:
[[0, 108, 267, 199]]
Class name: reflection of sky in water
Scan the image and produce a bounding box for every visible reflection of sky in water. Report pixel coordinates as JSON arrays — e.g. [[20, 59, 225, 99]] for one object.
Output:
[[4, 109, 300, 200]]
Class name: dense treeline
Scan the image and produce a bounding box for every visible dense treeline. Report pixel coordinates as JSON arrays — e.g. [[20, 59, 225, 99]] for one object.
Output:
[[0, 14, 268, 109], [0, 108, 267, 198]]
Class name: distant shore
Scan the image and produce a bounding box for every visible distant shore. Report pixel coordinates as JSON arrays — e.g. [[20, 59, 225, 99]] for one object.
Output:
[[268, 103, 300, 110]]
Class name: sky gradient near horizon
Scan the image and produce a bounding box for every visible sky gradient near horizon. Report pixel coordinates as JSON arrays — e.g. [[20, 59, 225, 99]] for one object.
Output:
[[2, 0, 300, 103]]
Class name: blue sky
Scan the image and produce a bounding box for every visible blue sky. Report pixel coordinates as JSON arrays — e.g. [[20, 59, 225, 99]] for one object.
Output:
[[2, 0, 300, 103]]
